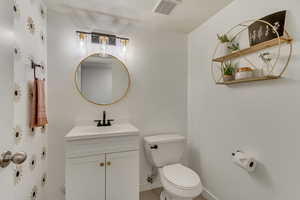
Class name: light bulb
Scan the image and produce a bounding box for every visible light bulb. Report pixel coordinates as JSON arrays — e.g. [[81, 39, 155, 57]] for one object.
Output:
[[79, 33, 85, 47], [78, 32, 87, 51], [120, 39, 128, 53], [99, 36, 109, 55]]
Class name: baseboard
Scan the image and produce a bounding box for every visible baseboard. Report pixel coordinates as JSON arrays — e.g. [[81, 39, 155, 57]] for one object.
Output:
[[140, 182, 162, 192], [201, 187, 219, 200], [140, 183, 219, 200]]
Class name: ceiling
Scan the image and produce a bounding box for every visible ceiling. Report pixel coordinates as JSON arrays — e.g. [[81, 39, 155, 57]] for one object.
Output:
[[46, 0, 233, 33]]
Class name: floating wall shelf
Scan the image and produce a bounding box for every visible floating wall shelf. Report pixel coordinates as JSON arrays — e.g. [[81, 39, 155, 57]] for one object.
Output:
[[211, 18, 293, 85], [212, 37, 293, 63], [216, 75, 279, 85]]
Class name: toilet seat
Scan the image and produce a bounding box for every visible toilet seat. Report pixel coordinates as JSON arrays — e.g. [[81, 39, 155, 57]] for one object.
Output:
[[163, 164, 200, 189], [159, 164, 203, 199]]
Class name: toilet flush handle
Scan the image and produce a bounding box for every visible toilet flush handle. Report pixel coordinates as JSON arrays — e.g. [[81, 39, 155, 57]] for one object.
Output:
[[150, 145, 158, 149]]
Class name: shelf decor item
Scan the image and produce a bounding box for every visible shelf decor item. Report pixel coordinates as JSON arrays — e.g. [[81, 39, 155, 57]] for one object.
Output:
[[222, 62, 236, 81], [259, 52, 273, 75], [217, 34, 231, 43], [217, 34, 240, 53], [249, 10, 286, 46], [211, 12, 293, 85], [235, 67, 253, 80]]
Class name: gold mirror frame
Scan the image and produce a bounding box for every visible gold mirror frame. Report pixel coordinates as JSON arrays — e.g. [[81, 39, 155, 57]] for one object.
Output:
[[74, 53, 131, 106]]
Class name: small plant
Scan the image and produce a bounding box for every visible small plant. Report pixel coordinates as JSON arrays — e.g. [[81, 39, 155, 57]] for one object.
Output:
[[217, 34, 231, 43], [228, 42, 240, 51], [217, 34, 240, 52], [222, 62, 237, 76]]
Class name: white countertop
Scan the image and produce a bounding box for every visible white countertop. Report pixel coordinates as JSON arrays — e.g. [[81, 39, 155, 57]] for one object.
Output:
[[65, 123, 139, 141]]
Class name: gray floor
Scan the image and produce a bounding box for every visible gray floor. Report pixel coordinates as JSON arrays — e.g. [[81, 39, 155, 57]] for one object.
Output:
[[140, 188, 206, 200]]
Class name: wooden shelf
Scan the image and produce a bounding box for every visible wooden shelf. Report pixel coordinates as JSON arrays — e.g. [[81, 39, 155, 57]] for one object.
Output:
[[212, 37, 292, 63], [216, 75, 280, 85]]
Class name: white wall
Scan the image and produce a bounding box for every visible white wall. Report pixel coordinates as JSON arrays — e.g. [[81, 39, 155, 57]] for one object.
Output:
[[188, 0, 300, 200], [47, 10, 187, 200]]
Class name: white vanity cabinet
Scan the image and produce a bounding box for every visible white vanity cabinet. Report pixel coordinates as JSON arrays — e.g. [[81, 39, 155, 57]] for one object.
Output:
[[65, 124, 140, 200], [66, 154, 106, 200], [106, 151, 139, 200]]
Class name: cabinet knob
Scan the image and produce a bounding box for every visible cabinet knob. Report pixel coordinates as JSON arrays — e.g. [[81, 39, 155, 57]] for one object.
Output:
[[99, 162, 104, 167], [106, 161, 111, 166]]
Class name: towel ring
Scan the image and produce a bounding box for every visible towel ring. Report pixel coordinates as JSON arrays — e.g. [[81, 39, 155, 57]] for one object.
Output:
[[31, 61, 45, 80]]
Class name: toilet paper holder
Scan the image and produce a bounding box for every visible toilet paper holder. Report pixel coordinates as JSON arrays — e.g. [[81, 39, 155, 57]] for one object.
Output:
[[231, 150, 257, 172]]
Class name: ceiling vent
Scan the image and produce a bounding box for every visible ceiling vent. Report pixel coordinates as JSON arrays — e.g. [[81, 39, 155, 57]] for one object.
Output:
[[153, 0, 182, 15]]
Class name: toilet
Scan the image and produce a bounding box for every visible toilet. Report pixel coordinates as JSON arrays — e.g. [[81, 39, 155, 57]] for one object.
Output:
[[144, 134, 202, 200]]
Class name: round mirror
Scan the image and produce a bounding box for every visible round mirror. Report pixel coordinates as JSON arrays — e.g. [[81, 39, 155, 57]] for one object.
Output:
[[74, 54, 131, 105]]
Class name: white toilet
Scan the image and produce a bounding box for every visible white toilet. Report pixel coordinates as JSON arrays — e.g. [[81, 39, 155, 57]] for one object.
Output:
[[144, 134, 202, 200]]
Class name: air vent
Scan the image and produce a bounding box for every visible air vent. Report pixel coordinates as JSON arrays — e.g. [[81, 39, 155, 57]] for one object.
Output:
[[153, 0, 182, 15]]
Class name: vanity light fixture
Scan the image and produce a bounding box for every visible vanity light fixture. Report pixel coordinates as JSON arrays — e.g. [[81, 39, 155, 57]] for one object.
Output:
[[76, 31, 129, 55]]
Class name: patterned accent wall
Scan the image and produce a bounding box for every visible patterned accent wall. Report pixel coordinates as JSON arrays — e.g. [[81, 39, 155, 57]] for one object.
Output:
[[12, 0, 47, 199]]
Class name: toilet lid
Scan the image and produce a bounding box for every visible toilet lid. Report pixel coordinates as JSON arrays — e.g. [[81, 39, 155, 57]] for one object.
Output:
[[162, 164, 200, 189]]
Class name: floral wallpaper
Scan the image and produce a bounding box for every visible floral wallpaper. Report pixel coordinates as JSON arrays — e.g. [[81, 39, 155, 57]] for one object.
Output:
[[12, 0, 47, 199]]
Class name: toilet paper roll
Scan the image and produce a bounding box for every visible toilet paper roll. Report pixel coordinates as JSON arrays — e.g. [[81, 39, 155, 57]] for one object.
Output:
[[232, 151, 256, 172]]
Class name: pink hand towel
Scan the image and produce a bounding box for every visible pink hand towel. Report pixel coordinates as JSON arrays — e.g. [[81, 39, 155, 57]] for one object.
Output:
[[30, 79, 48, 128]]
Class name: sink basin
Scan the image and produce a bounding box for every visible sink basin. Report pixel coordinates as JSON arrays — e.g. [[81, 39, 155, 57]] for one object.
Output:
[[65, 123, 139, 141]]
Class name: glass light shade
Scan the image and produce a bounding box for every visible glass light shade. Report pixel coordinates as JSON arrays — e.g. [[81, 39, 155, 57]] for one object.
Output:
[[77, 32, 88, 55], [78, 33, 86, 47], [120, 39, 129, 53], [99, 36, 109, 55]]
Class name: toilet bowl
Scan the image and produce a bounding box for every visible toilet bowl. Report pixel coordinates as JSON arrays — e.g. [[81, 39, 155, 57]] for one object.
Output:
[[144, 134, 203, 200], [159, 164, 202, 200]]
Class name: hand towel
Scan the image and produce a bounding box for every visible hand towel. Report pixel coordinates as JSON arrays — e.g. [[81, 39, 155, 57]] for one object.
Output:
[[30, 79, 48, 128]]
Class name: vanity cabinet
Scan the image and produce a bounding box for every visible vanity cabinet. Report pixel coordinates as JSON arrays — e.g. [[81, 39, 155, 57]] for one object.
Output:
[[66, 154, 106, 200], [106, 151, 139, 200], [65, 124, 139, 200]]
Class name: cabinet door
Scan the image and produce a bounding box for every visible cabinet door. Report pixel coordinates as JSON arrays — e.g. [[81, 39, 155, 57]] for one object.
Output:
[[106, 151, 139, 200], [66, 154, 106, 200]]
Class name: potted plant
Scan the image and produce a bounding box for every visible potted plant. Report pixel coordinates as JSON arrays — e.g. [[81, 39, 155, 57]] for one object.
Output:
[[217, 34, 240, 54], [217, 34, 231, 43], [222, 62, 237, 82]]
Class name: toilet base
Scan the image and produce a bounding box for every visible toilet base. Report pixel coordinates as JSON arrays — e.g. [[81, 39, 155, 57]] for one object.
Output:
[[160, 190, 192, 200]]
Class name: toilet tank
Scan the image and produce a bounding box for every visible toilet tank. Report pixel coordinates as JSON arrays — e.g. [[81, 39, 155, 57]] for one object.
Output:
[[144, 134, 185, 167]]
